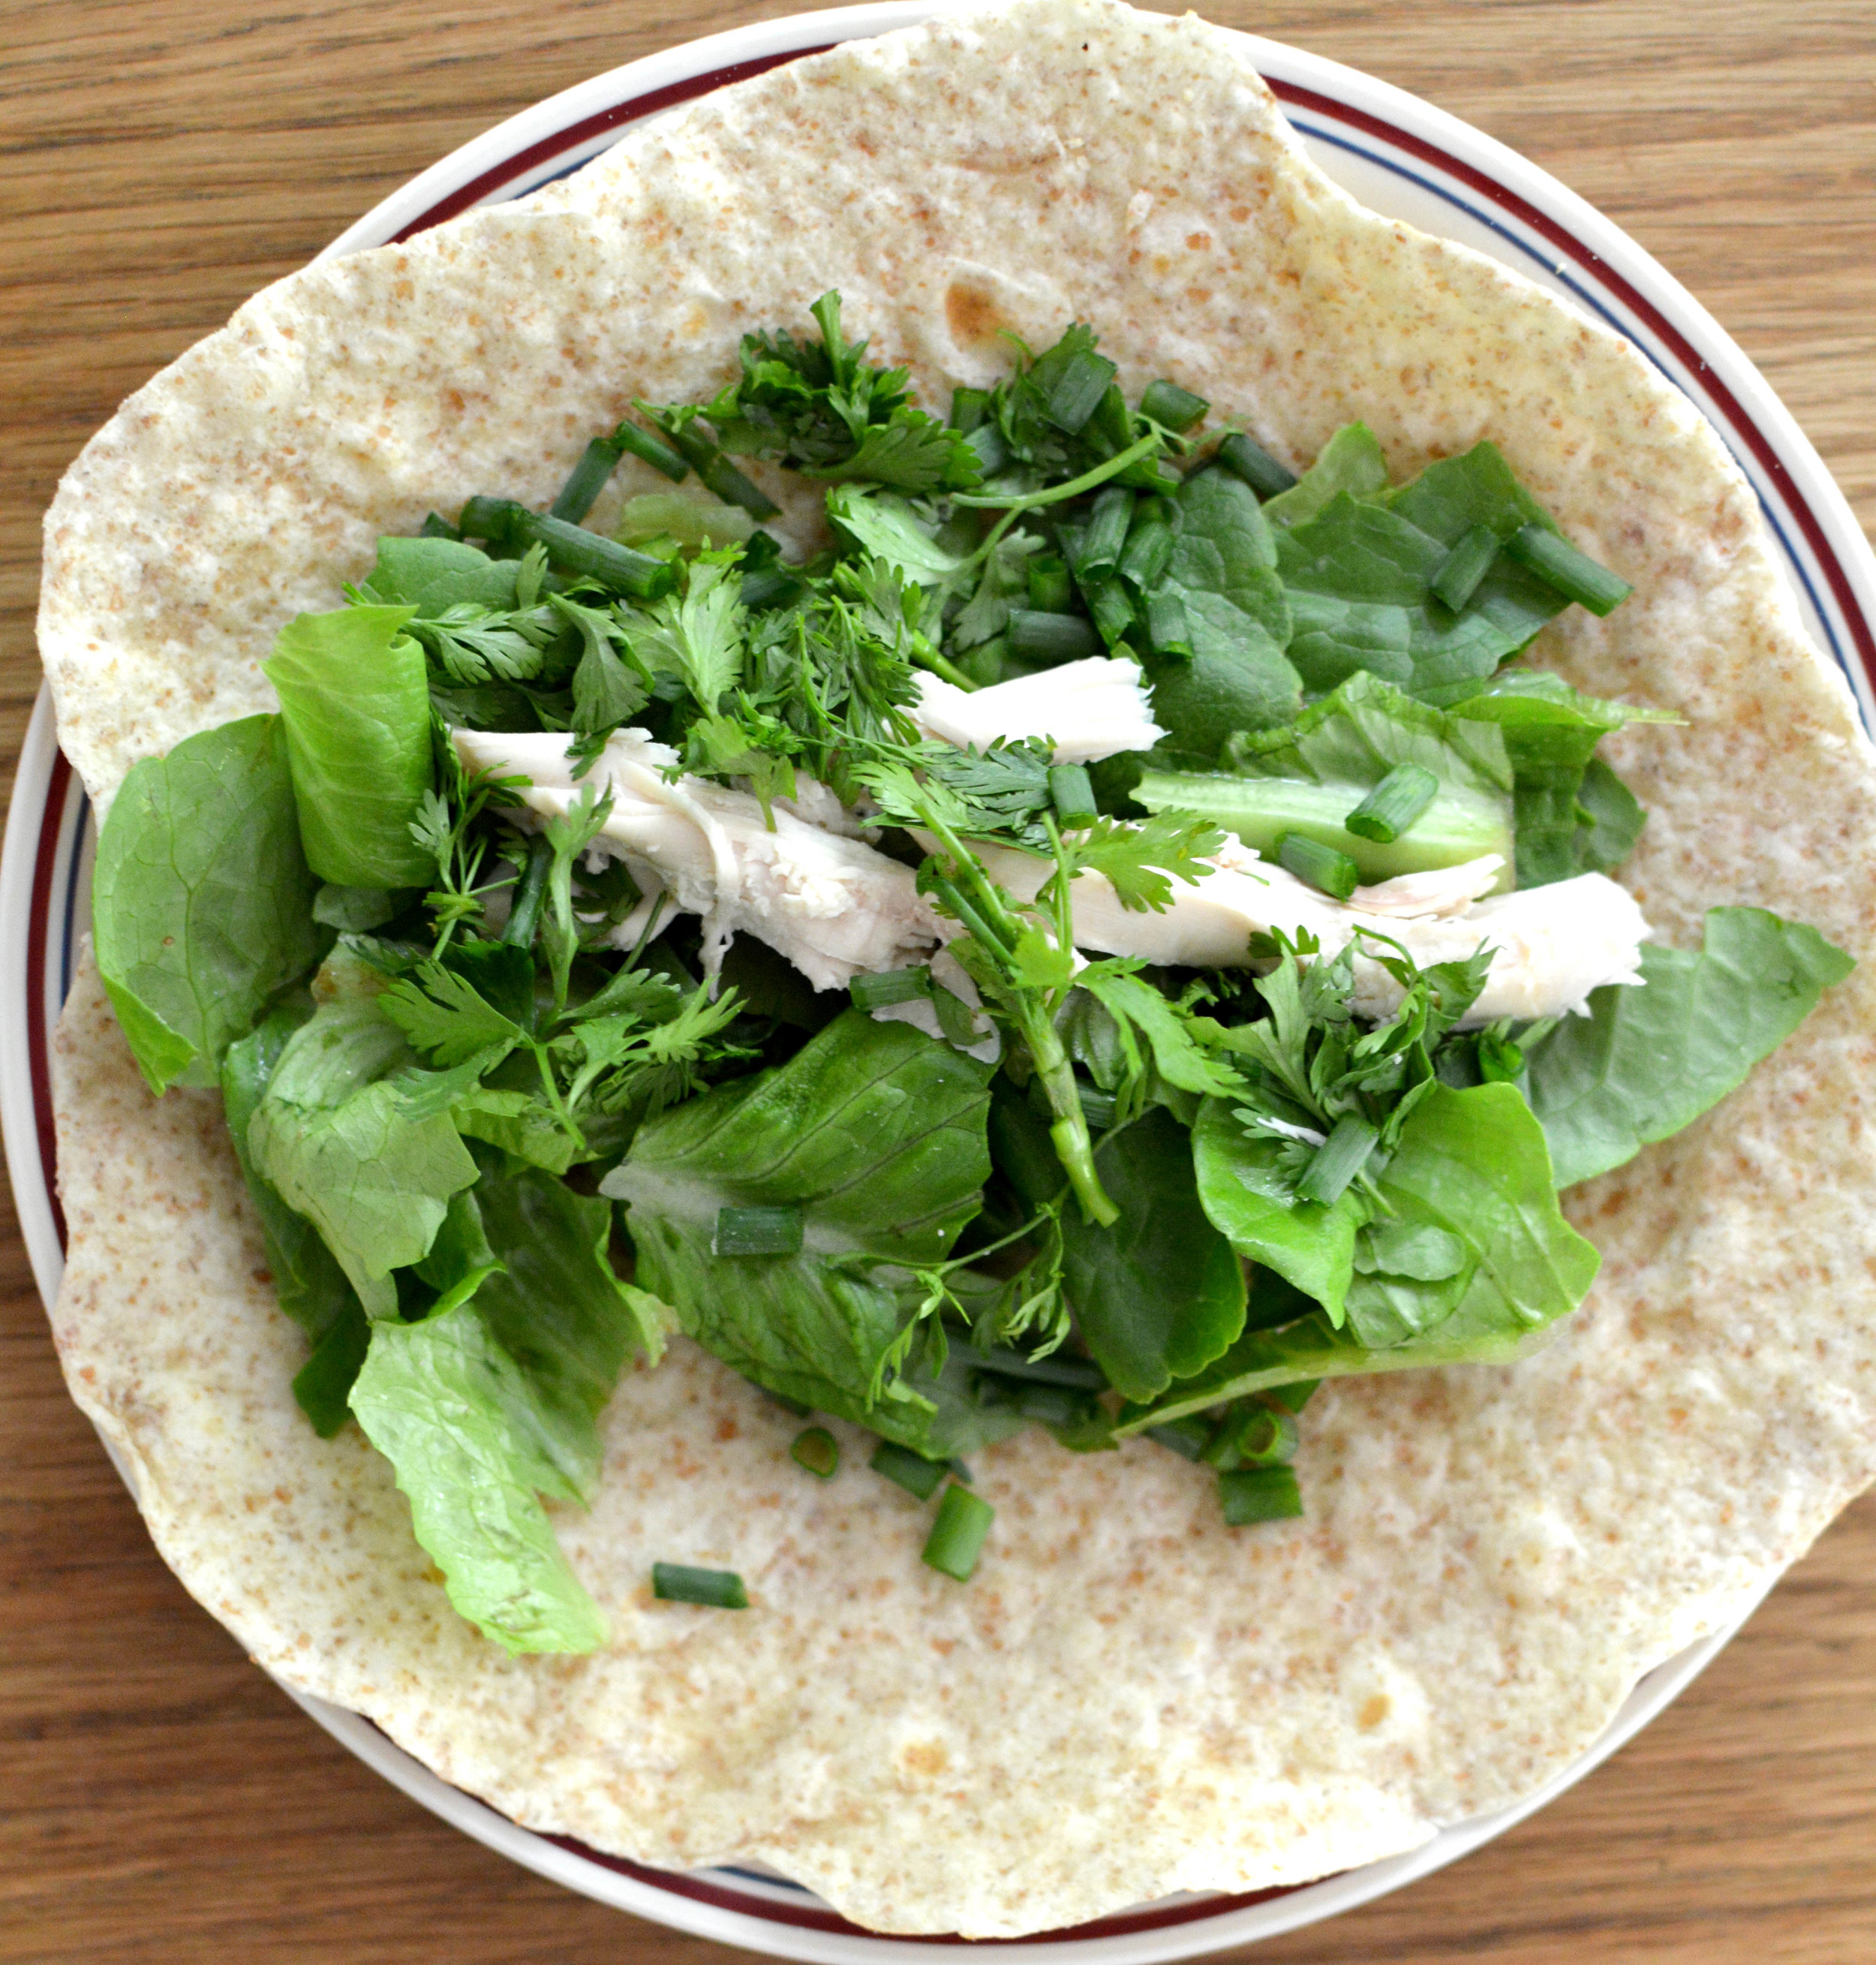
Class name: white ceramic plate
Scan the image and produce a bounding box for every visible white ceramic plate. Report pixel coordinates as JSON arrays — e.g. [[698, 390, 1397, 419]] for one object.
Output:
[[8, 6, 1872, 1957]]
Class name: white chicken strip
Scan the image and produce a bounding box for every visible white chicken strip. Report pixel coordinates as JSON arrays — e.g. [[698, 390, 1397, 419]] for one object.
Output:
[[453, 729, 945, 991], [912, 656, 1165, 763], [968, 835, 1648, 1028]]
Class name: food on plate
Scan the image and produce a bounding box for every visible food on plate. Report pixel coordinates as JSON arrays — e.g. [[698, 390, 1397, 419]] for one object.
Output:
[[39, 0, 1876, 1936]]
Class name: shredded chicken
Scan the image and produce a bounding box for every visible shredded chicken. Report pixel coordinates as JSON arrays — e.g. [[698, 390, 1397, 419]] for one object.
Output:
[[452, 730, 945, 990], [913, 656, 1165, 763]]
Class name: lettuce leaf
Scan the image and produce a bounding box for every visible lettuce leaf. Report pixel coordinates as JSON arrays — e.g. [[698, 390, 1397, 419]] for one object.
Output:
[[92, 715, 321, 1094], [1060, 1106, 1247, 1402], [1521, 906, 1855, 1188], [264, 604, 437, 888], [1261, 422, 1390, 529], [603, 1013, 994, 1442], [348, 1301, 609, 1654], [1126, 1082, 1597, 1425]]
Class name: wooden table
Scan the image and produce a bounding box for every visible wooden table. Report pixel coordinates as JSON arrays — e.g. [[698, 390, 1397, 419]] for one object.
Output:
[[3, 2, 1874, 1958]]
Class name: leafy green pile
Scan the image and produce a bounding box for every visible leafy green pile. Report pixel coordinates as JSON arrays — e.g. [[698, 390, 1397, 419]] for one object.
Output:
[[89, 296, 1851, 1657]]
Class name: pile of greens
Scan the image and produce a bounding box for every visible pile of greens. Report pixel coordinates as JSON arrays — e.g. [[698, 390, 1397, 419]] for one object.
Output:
[[91, 296, 1851, 1654]]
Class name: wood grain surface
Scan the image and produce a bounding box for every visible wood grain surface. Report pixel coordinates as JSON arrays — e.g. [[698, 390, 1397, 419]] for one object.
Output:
[[3, 2, 1874, 1959]]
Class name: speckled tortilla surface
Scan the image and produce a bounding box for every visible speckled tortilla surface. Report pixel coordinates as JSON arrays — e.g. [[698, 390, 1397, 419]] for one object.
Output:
[[40, 0, 1876, 1936]]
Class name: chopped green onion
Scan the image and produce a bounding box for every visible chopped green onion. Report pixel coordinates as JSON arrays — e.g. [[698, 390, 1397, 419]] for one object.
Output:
[[790, 1427, 840, 1479], [657, 420, 780, 520], [1216, 433, 1299, 499], [712, 1205, 804, 1257], [870, 1440, 948, 1500], [1009, 609, 1099, 664], [1118, 513, 1175, 591], [1027, 553, 1074, 615], [1218, 1465, 1303, 1526], [1140, 378, 1209, 432], [969, 1345, 1108, 1391], [652, 1563, 750, 1608], [1204, 1404, 1298, 1469], [1077, 1082, 1117, 1130], [922, 1484, 995, 1581], [1085, 577, 1138, 650], [1144, 588, 1192, 660], [740, 561, 799, 611], [458, 498, 678, 600], [949, 386, 990, 434], [1345, 763, 1441, 844], [550, 435, 624, 523], [1431, 522, 1500, 612], [1504, 523, 1633, 616], [1297, 1113, 1379, 1205], [1048, 763, 1098, 829], [849, 966, 932, 1012], [419, 511, 461, 540], [1265, 1378, 1319, 1414], [1045, 350, 1120, 434], [501, 835, 554, 949], [1275, 829, 1361, 901], [965, 421, 1011, 477], [1144, 1415, 1213, 1461], [612, 420, 691, 483], [1075, 485, 1135, 581]]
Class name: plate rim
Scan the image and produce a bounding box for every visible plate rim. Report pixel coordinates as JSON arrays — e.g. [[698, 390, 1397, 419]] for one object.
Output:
[[8, 5, 1871, 1955]]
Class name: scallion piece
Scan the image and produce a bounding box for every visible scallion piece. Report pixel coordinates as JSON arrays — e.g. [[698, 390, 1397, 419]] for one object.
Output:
[[1216, 432, 1299, 499], [1266, 1378, 1320, 1414], [1218, 1465, 1303, 1527], [1139, 378, 1209, 432], [458, 498, 678, 600], [1345, 763, 1440, 844], [1049, 763, 1098, 829], [550, 435, 624, 523], [501, 835, 554, 949], [1205, 1404, 1298, 1469], [849, 966, 932, 1012], [870, 1441, 948, 1501], [1117, 513, 1175, 590], [1086, 577, 1138, 650], [659, 421, 781, 520], [740, 562, 799, 611], [966, 420, 1011, 477], [652, 1563, 750, 1608], [1045, 350, 1120, 434], [1275, 829, 1361, 901], [1144, 588, 1192, 660], [1431, 522, 1500, 612], [712, 1205, 804, 1257], [949, 386, 990, 434], [1075, 485, 1135, 581], [790, 1427, 840, 1479], [922, 1484, 994, 1581], [1027, 553, 1073, 615], [1009, 609, 1099, 664], [1504, 522, 1633, 616], [419, 511, 461, 540], [1297, 1112, 1379, 1205], [612, 420, 691, 483], [1078, 1082, 1117, 1131], [1144, 1416, 1213, 1461]]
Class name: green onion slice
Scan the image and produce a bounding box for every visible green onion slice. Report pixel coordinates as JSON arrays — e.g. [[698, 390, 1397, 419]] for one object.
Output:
[[1431, 522, 1500, 612], [1048, 763, 1098, 829], [870, 1441, 949, 1500], [712, 1205, 804, 1257], [1275, 829, 1361, 901], [1045, 351, 1120, 434], [922, 1484, 995, 1581], [849, 967, 932, 1012], [652, 1563, 750, 1608], [1075, 485, 1135, 581], [550, 435, 624, 523], [1216, 433, 1299, 499], [1144, 588, 1192, 660], [790, 1427, 840, 1479], [1344, 763, 1440, 844], [1218, 1465, 1303, 1527], [612, 420, 691, 483], [1140, 378, 1209, 432], [1505, 523, 1634, 616], [1009, 609, 1099, 664], [1297, 1112, 1379, 1205]]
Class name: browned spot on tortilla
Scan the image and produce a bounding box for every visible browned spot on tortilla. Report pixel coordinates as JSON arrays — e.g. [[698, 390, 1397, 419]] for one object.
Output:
[[946, 281, 1004, 346]]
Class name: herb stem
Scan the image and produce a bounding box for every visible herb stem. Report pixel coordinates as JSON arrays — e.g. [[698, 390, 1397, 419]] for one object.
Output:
[[909, 643, 981, 692], [955, 432, 1168, 570]]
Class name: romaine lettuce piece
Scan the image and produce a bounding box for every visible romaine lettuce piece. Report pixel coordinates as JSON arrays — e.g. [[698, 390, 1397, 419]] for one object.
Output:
[[1521, 906, 1855, 1188], [92, 714, 320, 1094], [264, 604, 436, 889]]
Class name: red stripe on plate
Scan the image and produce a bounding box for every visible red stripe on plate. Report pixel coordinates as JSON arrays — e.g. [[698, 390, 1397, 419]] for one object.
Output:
[[1267, 77, 1876, 692], [392, 47, 831, 242], [28, 750, 71, 1250]]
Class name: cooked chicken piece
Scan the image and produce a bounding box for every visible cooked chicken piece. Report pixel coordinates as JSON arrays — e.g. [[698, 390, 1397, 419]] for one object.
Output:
[[912, 656, 1165, 763], [453, 730, 945, 990]]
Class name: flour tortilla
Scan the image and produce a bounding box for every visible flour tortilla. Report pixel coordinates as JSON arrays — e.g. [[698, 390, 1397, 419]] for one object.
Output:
[[39, 0, 1876, 1936]]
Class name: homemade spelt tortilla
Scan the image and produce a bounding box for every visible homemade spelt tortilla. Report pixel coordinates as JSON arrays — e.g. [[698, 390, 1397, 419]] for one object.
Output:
[[39, 0, 1876, 1935]]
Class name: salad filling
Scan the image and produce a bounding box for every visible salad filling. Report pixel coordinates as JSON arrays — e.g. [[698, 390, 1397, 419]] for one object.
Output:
[[89, 296, 1853, 1655]]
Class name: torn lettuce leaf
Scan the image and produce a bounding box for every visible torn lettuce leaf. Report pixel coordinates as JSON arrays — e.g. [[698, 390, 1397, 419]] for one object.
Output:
[[1521, 906, 1855, 1189], [264, 605, 437, 889], [1060, 1105, 1248, 1402], [1261, 422, 1390, 530], [92, 715, 322, 1094]]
